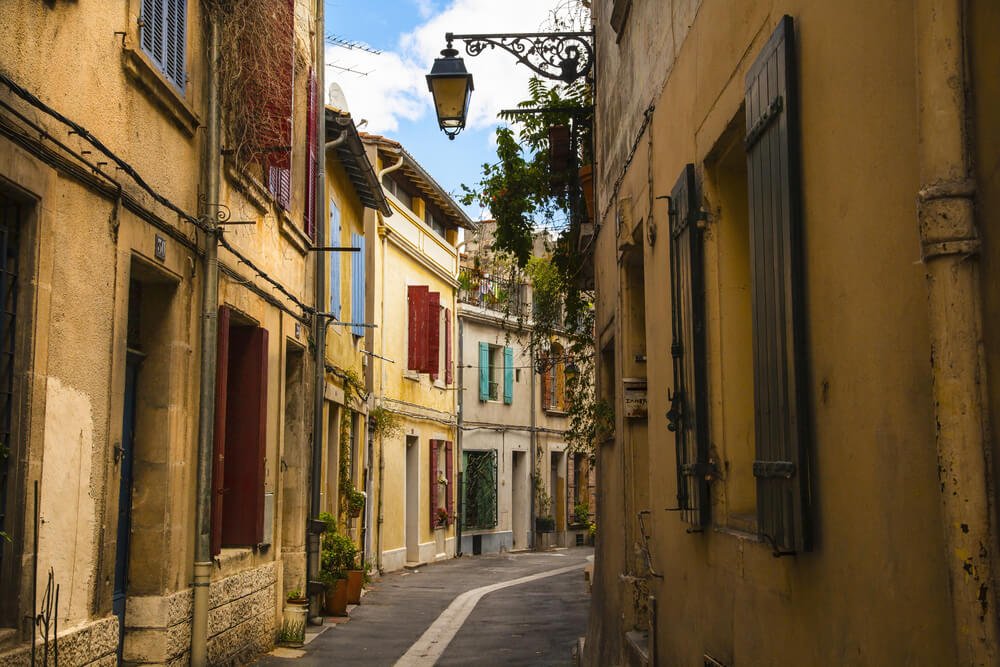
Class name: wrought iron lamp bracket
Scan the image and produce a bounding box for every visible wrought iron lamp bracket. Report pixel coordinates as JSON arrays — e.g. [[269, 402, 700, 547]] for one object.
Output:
[[446, 31, 595, 84]]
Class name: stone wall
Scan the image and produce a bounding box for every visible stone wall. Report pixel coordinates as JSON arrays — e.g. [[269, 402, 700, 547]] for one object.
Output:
[[0, 617, 118, 667]]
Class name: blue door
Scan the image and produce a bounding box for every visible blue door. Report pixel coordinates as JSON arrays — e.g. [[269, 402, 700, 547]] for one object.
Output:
[[113, 351, 142, 661]]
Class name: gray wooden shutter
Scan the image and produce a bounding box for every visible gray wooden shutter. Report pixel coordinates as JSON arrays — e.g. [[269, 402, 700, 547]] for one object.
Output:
[[745, 15, 810, 554], [140, 0, 186, 90], [351, 233, 366, 336], [667, 164, 710, 529]]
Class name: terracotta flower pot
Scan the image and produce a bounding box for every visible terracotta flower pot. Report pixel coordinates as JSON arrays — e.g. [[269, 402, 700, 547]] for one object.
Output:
[[346, 569, 363, 605], [324, 578, 348, 616]]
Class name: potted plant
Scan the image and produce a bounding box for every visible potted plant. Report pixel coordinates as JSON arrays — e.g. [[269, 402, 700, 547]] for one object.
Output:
[[346, 554, 364, 605], [573, 502, 590, 526], [347, 487, 366, 519], [279, 588, 308, 646], [435, 507, 450, 529], [319, 514, 355, 616]]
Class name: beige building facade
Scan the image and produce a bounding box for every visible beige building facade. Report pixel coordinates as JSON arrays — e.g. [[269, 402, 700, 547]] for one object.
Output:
[[0, 1, 336, 664], [585, 1, 1000, 665]]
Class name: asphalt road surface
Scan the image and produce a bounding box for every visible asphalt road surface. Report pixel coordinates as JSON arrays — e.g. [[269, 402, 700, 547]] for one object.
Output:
[[257, 547, 592, 667]]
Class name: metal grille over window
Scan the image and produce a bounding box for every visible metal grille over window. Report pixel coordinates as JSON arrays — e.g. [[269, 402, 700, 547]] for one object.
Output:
[[0, 201, 18, 578], [462, 450, 498, 530], [745, 15, 810, 555], [667, 164, 710, 529], [140, 0, 187, 90]]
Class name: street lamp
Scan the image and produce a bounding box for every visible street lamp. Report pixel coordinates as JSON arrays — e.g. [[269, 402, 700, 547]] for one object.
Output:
[[427, 31, 594, 139], [426, 45, 474, 140]]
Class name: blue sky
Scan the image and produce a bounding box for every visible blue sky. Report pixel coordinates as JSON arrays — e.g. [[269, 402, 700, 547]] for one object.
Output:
[[323, 0, 558, 220]]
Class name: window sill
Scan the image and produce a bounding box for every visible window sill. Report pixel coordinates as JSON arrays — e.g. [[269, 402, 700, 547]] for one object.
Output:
[[403, 371, 420, 382], [543, 407, 569, 416], [121, 48, 199, 137]]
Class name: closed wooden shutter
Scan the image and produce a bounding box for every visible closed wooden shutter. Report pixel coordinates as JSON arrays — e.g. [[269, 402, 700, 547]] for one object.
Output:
[[140, 0, 187, 91], [445, 308, 453, 385], [222, 325, 268, 547], [478, 342, 490, 401], [667, 163, 710, 528], [304, 70, 317, 239], [408, 286, 429, 371], [745, 15, 810, 554], [329, 201, 341, 317], [210, 306, 231, 556], [429, 440, 439, 529], [445, 441, 454, 524], [567, 455, 577, 521], [351, 233, 366, 336], [503, 347, 514, 404], [556, 359, 566, 410], [540, 352, 551, 410], [426, 292, 440, 376]]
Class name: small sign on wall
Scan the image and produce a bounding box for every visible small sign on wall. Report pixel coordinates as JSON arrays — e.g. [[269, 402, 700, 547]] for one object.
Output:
[[154, 234, 166, 261], [623, 378, 647, 419]]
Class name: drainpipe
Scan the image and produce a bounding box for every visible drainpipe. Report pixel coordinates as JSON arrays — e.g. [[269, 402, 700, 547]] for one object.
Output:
[[456, 315, 464, 556], [307, 0, 327, 620], [529, 343, 537, 549], [191, 13, 221, 667], [915, 1, 999, 663]]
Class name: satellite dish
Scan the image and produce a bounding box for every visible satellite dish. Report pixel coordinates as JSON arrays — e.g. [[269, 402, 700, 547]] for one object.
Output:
[[328, 83, 350, 113]]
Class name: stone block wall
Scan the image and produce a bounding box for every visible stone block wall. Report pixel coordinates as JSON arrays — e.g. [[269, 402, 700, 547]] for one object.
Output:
[[0, 617, 118, 667]]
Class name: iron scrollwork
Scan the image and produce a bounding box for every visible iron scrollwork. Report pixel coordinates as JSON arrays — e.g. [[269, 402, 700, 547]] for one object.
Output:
[[447, 31, 594, 84]]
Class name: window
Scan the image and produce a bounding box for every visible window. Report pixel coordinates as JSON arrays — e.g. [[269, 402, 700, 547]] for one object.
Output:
[[329, 199, 341, 318], [407, 286, 448, 381], [139, 0, 187, 91], [211, 306, 269, 554], [705, 108, 756, 526], [425, 208, 447, 238], [429, 440, 454, 528], [478, 343, 512, 403], [462, 450, 498, 530], [383, 175, 413, 210], [541, 344, 566, 411], [349, 232, 366, 336]]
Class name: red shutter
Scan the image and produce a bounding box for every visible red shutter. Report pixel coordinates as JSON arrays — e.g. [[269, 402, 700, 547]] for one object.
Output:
[[426, 292, 440, 377], [222, 325, 269, 547], [211, 306, 232, 556], [444, 307, 453, 385], [408, 286, 429, 371], [445, 441, 454, 524], [429, 440, 439, 529], [304, 69, 317, 239]]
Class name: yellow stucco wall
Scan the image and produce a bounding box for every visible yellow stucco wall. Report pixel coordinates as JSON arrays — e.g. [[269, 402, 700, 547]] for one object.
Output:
[[586, 1, 992, 665]]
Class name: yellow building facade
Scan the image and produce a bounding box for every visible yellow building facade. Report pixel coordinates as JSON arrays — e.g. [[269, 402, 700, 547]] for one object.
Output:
[[585, 1, 1000, 666], [0, 1, 329, 664], [361, 135, 469, 572]]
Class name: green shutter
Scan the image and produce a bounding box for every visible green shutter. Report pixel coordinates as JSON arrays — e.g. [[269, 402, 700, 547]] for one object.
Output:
[[503, 347, 514, 404], [479, 343, 490, 402], [745, 15, 810, 555]]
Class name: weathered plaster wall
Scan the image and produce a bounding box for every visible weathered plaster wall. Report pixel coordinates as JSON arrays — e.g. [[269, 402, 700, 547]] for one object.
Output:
[[588, 0, 964, 664]]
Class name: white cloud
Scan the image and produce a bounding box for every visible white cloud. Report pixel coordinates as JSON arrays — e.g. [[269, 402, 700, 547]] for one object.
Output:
[[326, 0, 555, 135]]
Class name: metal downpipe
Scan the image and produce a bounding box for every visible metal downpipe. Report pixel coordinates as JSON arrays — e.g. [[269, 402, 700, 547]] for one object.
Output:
[[456, 316, 464, 556], [307, 0, 327, 621], [191, 14, 221, 667], [916, 0, 999, 663]]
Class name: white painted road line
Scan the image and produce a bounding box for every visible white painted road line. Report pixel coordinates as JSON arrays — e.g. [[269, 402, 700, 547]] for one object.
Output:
[[393, 562, 586, 667]]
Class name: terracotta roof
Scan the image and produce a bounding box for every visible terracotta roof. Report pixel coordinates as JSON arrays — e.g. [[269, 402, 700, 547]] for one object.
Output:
[[326, 109, 391, 216]]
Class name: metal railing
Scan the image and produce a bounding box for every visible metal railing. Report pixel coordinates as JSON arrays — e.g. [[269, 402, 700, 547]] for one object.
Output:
[[458, 267, 529, 316]]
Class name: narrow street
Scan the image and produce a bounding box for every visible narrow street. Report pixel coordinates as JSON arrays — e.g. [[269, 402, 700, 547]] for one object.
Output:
[[259, 548, 592, 667]]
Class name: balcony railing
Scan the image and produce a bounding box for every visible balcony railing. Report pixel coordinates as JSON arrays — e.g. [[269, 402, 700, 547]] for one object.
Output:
[[459, 267, 529, 316]]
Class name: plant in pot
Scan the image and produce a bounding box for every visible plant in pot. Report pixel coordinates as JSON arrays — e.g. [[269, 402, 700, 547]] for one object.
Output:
[[347, 487, 366, 519], [435, 507, 450, 529], [345, 553, 364, 606], [319, 516, 355, 616], [573, 502, 590, 526], [279, 587, 308, 646]]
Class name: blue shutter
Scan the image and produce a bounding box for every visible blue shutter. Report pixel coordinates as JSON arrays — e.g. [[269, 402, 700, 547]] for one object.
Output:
[[140, 0, 186, 91], [479, 343, 490, 402], [329, 200, 341, 317], [351, 233, 366, 336], [503, 347, 514, 404]]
